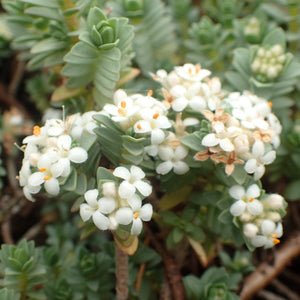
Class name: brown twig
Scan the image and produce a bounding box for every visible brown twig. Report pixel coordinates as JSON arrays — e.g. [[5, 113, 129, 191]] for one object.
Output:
[[8, 58, 25, 96], [258, 289, 288, 300], [145, 224, 186, 300], [240, 231, 300, 300], [1, 219, 14, 244], [115, 244, 129, 300], [270, 278, 300, 300], [160, 274, 172, 300]]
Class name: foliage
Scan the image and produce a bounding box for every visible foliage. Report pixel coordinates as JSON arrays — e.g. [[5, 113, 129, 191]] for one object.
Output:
[[1, 0, 300, 299]]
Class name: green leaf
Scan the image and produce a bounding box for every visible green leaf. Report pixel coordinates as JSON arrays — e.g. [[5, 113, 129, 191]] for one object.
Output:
[[20, 0, 60, 8], [180, 132, 205, 152], [24, 7, 63, 22], [61, 168, 77, 192], [97, 167, 118, 183], [262, 28, 286, 50], [87, 7, 107, 29]]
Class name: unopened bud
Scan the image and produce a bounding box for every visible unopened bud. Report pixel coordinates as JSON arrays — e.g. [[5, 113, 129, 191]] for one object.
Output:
[[243, 223, 258, 238]]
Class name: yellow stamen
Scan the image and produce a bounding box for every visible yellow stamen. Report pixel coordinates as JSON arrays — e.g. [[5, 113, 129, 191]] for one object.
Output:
[[120, 101, 127, 108], [147, 90, 153, 96], [134, 212, 139, 219], [137, 123, 142, 130], [272, 233, 278, 239], [249, 197, 255, 202], [118, 108, 124, 115], [39, 168, 46, 172], [268, 101, 273, 107], [273, 238, 280, 245], [44, 176, 50, 180], [153, 113, 159, 119], [33, 125, 41, 136], [195, 64, 200, 73], [188, 67, 192, 74]]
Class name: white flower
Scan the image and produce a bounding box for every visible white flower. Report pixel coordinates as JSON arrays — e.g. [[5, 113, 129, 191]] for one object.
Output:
[[80, 189, 115, 230], [113, 166, 152, 199], [49, 135, 88, 178], [156, 145, 189, 175], [251, 222, 283, 248], [115, 197, 153, 235], [244, 140, 276, 180], [229, 184, 262, 217], [263, 194, 284, 210], [70, 111, 97, 138], [175, 64, 211, 82], [134, 109, 171, 144]]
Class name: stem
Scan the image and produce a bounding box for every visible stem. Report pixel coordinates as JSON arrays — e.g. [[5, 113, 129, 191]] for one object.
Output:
[[115, 244, 129, 300]]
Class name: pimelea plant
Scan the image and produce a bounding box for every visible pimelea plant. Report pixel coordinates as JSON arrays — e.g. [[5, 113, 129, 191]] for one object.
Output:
[[1, 1, 300, 300]]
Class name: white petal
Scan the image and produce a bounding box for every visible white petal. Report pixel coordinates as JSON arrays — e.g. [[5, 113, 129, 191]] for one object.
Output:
[[151, 129, 165, 145], [230, 200, 246, 216], [254, 164, 265, 180], [252, 141, 265, 157], [172, 97, 188, 112], [37, 155, 52, 170], [158, 146, 174, 161], [131, 218, 143, 235], [262, 151, 276, 165], [251, 235, 267, 247], [98, 197, 116, 214], [219, 138, 235, 152], [92, 211, 109, 230], [44, 178, 60, 195], [58, 135, 72, 150], [243, 223, 258, 238], [261, 220, 276, 236], [202, 133, 220, 147], [80, 203, 93, 221], [275, 223, 283, 238], [115, 207, 133, 225], [102, 182, 117, 198], [69, 147, 88, 163], [127, 195, 142, 211], [134, 120, 151, 133], [175, 145, 188, 160], [104, 104, 119, 116], [156, 161, 173, 175], [140, 204, 153, 221], [118, 181, 135, 199], [244, 159, 257, 174], [229, 185, 245, 200], [130, 165, 145, 180], [134, 181, 152, 197], [84, 189, 99, 207], [246, 184, 260, 199], [113, 167, 130, 180], [247, 199, 263, 215], [28, 172, 44, 186], [189, 96, 206, 112], [173, 161, 189, 175], [51, 159, 70, 178]]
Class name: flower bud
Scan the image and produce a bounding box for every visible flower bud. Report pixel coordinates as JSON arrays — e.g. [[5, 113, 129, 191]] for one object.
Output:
[[243, 223, 258, 238], [261, 219, 276, 236], [102, 182, 117, 198]]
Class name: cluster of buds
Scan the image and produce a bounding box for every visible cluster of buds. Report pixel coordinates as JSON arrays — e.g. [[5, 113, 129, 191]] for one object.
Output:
[[229, 184, 285, 248], [244, 17, 260, 38], [18, 111, 97, 201], [80, 166, 153, 235], [251, 44, 286, 81]]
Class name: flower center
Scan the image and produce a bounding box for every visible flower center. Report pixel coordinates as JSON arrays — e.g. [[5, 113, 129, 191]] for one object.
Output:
[[268, 102, 273, 107], [33, 125, 41, 136], [153, 113, 159, 119], [137, 123, 142, 130], [44, 176, 51, 180], [147, 90, 153, 96], [120, 101, 127, 108], [134, 212, 139, 219], [249, 197, 255, 202], [39, 168, 46, 172]]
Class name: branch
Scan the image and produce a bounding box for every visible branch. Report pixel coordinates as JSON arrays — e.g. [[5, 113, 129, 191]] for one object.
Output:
[[115, 244, 129, 300], [240, 231, 300, 300]]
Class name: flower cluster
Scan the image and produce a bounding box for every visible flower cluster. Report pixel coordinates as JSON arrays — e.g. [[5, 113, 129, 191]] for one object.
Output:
[[18, 112, 97, 201], [251, 44, 286, 80], [80, 166, 153, 235], [229, 184, 285, 248]]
